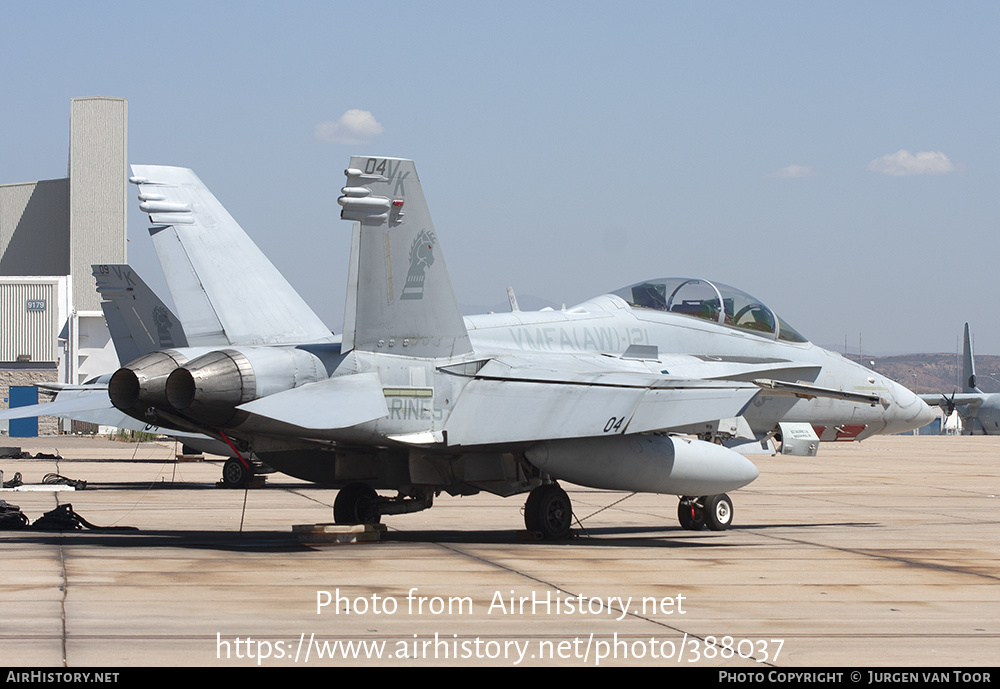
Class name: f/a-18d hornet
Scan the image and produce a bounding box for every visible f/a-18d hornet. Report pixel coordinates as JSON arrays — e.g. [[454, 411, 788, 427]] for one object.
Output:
[[92, 158, 932, 538]]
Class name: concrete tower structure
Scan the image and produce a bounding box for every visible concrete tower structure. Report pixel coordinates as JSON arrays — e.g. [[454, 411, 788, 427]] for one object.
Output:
[[0, 97, 127, 434]]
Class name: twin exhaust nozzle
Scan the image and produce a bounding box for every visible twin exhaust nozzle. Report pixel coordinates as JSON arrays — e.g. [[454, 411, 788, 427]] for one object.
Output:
[[109, 349, 256, 428]]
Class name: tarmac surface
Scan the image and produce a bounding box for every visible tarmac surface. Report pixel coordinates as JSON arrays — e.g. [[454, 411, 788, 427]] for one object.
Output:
[[0, 433, 997, 668]]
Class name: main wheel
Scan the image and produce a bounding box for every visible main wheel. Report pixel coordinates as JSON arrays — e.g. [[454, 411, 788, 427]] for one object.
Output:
[[703, 493, 734, 531], [222, 457, 253, 489], [677, 497, 705, 530], [524, 484, 573, 539], [334, 483, 381, 525]]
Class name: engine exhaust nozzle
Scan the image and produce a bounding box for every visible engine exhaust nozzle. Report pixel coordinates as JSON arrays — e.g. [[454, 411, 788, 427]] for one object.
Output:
[[109, 350, 189, 420], [165, 349, 256, 427]]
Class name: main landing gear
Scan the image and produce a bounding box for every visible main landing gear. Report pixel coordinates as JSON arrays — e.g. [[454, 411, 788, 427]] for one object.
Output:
[[221, 457, 273, 489], [677, 493, 733, 531], [332, 483, 435, 526], [221, 457, 254, 489], [334, 482, 381, 525], [523, 483, 573, 540]]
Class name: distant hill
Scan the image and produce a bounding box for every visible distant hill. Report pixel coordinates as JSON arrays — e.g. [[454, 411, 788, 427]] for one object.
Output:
[[866, 353, 1000, 394]]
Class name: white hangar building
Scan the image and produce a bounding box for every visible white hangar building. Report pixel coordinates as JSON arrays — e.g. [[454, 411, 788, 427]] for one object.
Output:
[[0, 97, 127, 435]]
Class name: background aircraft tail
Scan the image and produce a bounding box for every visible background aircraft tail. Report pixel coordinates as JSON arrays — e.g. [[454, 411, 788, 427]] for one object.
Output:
[[93, 264, 191, 365], [963, 322, 981, 393], [338, 157, 472, 358], [129, 165, 335, 346]]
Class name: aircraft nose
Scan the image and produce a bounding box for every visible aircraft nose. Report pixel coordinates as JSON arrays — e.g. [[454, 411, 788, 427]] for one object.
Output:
[[883, 379, 935, 434]]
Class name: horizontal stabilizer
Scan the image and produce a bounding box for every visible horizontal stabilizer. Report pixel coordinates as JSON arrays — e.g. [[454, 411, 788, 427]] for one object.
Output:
[[236, 372, 388, 431], [0, 389, 218, 446], [0, 389, 113, 420]]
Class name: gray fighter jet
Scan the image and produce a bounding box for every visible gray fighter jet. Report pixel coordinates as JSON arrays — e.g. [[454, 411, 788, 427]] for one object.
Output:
[[921, 323, 1000, 434], [102, 157, 931, 537], [0, 265, 230, 454]]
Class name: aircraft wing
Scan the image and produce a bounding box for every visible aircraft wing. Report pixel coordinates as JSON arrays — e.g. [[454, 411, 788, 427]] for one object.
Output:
[[753, 379, 884, 406], [225, 354, 758, 446], [920, 393, 984, 414], [440, 355, 760, 447], [656, 353, 822, 383]]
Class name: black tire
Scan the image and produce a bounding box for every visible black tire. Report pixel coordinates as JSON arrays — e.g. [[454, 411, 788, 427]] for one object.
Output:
[[334, 483, 381, 525], [677, 497, 705, 531], [524, 484, 573, 539], [222, 457, 253, 489], [703, 493, 734, 531]]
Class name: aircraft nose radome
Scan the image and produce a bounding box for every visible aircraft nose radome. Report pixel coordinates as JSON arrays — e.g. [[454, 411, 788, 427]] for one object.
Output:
[[884, 379, 935, 434]]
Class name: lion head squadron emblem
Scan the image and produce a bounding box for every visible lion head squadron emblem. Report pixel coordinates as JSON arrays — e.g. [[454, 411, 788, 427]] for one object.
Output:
[[152, 305, 176, 348], [400, 229, 436, 300]]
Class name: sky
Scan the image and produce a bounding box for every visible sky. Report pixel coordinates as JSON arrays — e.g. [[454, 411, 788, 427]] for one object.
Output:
[[1, 1, 997, 356]]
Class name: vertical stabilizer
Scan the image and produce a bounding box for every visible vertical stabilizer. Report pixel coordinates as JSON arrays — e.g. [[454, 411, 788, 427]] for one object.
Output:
[[338, 157, 472, 358], [92, 264, 191, 365], [129, 165, 335, 346], [963, 322, 981, 393]]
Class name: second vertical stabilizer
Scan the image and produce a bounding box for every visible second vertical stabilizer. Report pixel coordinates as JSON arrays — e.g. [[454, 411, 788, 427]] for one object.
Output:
[[129, 165, 335, 346]]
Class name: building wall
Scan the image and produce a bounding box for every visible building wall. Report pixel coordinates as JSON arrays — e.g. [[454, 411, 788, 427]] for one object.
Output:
[[0, 97, 128, 433], [0, 279, 64, 363], [0, 178, 71, 276], [69, 96, 127, 312], [0, 370, 59, 436]]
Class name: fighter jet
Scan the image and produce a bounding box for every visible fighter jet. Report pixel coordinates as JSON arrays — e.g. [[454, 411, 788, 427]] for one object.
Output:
[[102, 157, 932, 538], [0, 265, 231, 455], [921, 323, 1000, 434]]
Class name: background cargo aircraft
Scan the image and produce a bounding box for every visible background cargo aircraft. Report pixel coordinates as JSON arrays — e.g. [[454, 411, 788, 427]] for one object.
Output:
[[921, 323, 1000, 434], [94, 157, 932, 538]]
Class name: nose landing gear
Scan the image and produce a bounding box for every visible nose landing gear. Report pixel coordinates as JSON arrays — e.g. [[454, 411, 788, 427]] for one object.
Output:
[[678, 493, 733, 531]]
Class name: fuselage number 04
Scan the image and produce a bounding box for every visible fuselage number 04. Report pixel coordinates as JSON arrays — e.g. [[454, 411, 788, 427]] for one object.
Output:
[[604, 417, 625, 433]]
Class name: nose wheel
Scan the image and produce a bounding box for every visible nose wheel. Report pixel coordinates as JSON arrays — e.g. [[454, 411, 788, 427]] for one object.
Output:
[[678, 494, 733, 531]]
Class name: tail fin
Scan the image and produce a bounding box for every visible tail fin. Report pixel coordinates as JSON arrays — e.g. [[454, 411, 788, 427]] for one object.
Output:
[[338, 157, 472, 358], [963, 322, 981, 393], [128, 165, 335, 346], [92, 264, 190, 364]]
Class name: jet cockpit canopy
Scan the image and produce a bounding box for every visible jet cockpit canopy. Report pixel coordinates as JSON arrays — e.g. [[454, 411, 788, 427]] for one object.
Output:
[[611, 278, 808, 343]]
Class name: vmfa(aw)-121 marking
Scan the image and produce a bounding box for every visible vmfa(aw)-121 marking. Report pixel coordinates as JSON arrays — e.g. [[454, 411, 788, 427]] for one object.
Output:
[[105, 157, 933, 538], [921, 323, 1000, 434]]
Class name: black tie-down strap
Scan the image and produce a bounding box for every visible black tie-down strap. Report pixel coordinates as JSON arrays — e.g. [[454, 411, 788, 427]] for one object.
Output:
[[29, 503, 137, 532], [2, 472, 23, 488], [0, 500, 29, 529], [42, 473, 87, 490]]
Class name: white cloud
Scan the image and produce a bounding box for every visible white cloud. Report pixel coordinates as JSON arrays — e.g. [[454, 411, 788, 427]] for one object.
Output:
[[768, 164, 817, 179], [866, 149, 955, 176], [314, 109, 385, 145]]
